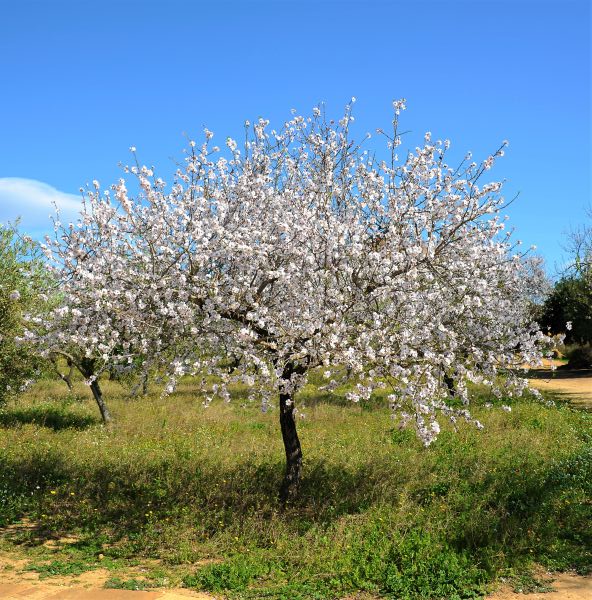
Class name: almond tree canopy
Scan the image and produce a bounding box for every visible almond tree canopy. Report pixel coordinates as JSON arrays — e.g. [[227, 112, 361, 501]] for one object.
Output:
[[27, 101, 553, 500]]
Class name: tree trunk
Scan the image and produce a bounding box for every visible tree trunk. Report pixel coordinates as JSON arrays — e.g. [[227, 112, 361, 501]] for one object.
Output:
[[90, 378, 112, 424], [79, 358, 112, 424], [53, 357, 74, 391], [443, 372, 456, 397], [278, 363, 304, 503], [59, 371, 73, 391]]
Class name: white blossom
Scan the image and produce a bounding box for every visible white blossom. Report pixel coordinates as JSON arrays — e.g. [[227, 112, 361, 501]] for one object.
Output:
[[23, 102, 555, 446]]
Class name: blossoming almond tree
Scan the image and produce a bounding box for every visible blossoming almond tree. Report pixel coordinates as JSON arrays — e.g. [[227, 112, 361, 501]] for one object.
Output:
[[28, 101, 553, 500], [25, 190, 199, 423]]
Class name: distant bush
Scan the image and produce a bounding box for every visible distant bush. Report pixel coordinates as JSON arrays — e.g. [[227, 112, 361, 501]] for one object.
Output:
[[565, 345, 592, 369]]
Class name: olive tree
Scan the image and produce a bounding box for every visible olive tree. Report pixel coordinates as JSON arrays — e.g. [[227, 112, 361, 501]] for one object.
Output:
[[0, 223, 50, 405]]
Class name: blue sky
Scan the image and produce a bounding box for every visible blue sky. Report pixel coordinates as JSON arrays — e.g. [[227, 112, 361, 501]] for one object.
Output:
[[0, 0, 589, 273]]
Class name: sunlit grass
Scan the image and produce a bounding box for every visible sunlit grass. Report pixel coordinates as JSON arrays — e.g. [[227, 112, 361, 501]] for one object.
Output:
[[0, 375, 590, 598]]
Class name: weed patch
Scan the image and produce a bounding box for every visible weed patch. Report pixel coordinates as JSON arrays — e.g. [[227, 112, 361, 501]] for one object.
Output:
[[23, 559, 97, 579], [105, 576, 154, 590]]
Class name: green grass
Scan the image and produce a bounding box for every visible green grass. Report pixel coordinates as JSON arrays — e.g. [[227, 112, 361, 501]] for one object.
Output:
[[0, 376, 590, 598], [105, 576, 155, 590], [509, 572, 555, 594], [23, 558, 98, 579]]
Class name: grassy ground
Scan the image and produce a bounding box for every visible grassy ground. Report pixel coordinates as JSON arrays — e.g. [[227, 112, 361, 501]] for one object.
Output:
[[0, 375, 590, 599]]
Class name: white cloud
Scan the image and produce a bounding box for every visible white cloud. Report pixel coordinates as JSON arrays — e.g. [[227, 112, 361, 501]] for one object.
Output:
[[0, 178, 83, 235]]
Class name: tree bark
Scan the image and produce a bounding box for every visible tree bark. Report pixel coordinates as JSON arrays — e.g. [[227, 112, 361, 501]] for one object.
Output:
[[53, 356, 74, 391], [79, 358, 112, 424], [443, 372, 456, 397], [90, 378, 112, 424], [63, 359, 74, 391], [278, 362, 304, 503]]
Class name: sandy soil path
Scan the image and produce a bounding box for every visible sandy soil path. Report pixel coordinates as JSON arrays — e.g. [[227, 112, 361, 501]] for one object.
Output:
[[0, 584, 209, 599], [1, 572, 590, 600], [527, 360, 592, 409], [0, 554, 212, 599], [487, 572, 592, 600]]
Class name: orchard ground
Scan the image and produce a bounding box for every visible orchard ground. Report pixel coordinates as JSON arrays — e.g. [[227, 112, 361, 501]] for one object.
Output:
[[0, 371, 590, 599], [0, 562, 589, 600]]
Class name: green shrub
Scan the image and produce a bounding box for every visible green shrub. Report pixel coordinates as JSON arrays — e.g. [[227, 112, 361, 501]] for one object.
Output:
[[183, 554, 278, 592], [538, 276, 592, 345], [565, 344, 592, 369], [381, 532, 485, 599], [0, 222, 51, 405]]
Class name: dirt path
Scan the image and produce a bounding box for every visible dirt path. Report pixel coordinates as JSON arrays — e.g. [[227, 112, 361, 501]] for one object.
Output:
[[1, 571, 590, 600], [527, 360, 592, 409], [0, 585, 209, 599], [487, 572, 592, 600], [0, 553, 212, 599]]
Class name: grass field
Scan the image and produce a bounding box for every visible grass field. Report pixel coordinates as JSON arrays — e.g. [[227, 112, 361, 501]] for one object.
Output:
[[0, 375, 590, 599]]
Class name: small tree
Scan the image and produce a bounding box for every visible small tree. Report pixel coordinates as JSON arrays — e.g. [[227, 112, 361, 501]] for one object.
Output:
[[565, 205, 592, 284], [0, 223, 50, 405], [25, 189, 196, 423], [538, 206, 592, 347], [538, 276, 592, 346], [31, 102, 553, 500]]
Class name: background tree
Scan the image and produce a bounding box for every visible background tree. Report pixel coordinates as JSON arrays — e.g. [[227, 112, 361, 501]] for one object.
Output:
[[537, 206, 592, 362], [30, 102, 554, 500], [25, 191, 200, 423], [0, 223, 50, 405], [564, 205, 592, 283], [538, 277, 592, 346]]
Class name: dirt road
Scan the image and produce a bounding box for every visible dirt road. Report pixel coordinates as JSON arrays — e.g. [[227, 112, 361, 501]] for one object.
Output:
[[0, 554, 212, 599], [527, 360, 592, 409], [0, 585, 209, 599], [488, 572, 592, 600]]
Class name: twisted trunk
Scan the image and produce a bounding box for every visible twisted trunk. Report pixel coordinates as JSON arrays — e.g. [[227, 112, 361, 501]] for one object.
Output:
[[278, 362, 304, 503], [59, 360, 74, 391], [90, 378, 112, 424], [52, 355, 74, 391], [80, 358, 112, 424]]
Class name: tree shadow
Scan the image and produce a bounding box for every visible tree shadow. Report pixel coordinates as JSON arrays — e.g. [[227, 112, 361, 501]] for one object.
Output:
[[447, 447, 592, 572], [1, 442, 590, 574], [0, 518, 73, 547], [0, 405, 97, 431], [525, 367, 592, 380]]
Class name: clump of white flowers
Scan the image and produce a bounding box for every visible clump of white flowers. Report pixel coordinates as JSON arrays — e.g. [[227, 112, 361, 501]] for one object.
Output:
[[26, 101, 554, 498]]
